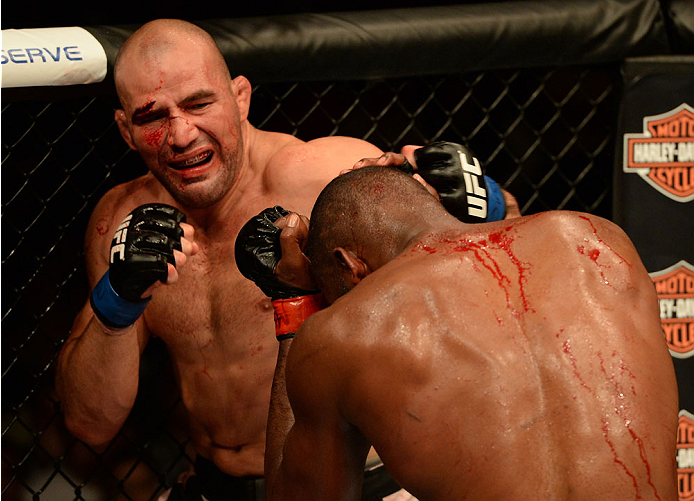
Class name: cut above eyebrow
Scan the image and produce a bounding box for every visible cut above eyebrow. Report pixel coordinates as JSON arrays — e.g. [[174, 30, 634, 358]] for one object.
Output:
[[130, 90, 217, 122], [132, 100, 156, 121]]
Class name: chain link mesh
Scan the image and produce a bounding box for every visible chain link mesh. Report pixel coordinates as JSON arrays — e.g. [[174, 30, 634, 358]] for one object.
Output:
[[1, 65, 620, 500]]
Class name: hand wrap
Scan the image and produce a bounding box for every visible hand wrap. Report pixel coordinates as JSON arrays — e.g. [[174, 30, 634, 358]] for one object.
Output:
[[400, 141, 506, 223], [235, 206, 322, 341], [272, 294, 324, 341], [91, 203, 186, 328]]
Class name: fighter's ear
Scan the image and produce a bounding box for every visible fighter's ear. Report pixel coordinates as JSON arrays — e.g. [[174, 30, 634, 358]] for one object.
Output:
[[334, 247, 371, 285], [231, 75, 252, 122], [115, 109, 136, 151]]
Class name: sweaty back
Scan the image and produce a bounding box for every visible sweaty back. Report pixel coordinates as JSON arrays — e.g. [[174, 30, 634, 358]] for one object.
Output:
[[307, 210, 678, 501]]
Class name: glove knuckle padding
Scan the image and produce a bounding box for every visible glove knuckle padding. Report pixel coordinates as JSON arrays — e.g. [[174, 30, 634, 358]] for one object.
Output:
[[414, 141, 505, 223], [110, 203, 186, 301], [235, 206, 318, 299]]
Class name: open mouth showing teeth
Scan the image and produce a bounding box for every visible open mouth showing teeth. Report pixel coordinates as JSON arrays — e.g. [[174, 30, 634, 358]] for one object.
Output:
[[170, 151, 213, 169]]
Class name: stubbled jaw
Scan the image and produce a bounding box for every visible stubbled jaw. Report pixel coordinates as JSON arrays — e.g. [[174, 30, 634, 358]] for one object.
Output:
[[169, 151, 213, 170]]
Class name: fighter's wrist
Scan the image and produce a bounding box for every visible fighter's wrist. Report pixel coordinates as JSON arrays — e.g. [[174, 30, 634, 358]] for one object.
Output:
[[92, 314, 138, 336], [483, 175, 506, 222], [91, 270, 151, 330], [272, 293, 324, 341]]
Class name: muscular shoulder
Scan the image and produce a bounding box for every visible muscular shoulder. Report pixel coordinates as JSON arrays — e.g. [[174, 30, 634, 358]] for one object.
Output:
[[288, 305, 361, 379], [301, 136, 383, 160], [521, 211, 648, 290], [262, 135, 383, 214], [531, 211, 635, 257], [291, 287, 388, 363]]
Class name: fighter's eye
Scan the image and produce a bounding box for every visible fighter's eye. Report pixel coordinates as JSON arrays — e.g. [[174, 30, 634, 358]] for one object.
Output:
[[189, 102, 211, 111], [133, 112, 166, 125]]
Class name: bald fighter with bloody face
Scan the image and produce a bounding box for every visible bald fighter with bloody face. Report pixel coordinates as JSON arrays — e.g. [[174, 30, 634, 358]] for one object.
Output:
[[54, 17, 386, 501], [55, 17, 518, 501], [249, 166, 679, 501]]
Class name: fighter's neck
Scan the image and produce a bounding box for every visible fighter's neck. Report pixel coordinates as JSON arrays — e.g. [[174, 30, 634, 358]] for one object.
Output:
[[373, 216, 465, 270], [399, 217, 468, 254], [183, 198, 237, 233]]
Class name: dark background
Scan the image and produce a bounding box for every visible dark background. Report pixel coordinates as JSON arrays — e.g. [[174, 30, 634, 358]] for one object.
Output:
[[3, 2, 692, 500], [3, 0, 507, 29]]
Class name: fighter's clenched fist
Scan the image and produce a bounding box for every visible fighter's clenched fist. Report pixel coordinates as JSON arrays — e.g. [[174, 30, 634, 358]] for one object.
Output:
[[353, 141, 520, 222], [235, 206, 318, 300], [408, 141, 506, 223], [235, 206, 322, 341], [91, 203, 191, 328]]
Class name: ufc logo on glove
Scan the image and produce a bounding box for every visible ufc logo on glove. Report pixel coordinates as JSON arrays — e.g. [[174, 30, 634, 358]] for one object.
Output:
[[458, 151, 487, 219], [110, 215, 132, 263]]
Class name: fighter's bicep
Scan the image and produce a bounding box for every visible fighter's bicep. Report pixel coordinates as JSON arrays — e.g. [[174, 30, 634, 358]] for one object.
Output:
[[277, 410, 366, 501], [275, 420, 338, 497], [279, 322, 369, 499]]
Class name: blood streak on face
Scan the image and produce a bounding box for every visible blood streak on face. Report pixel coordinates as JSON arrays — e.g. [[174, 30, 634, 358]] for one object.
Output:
[[143, 123, 166, 148], [131, 100, 167, 148]]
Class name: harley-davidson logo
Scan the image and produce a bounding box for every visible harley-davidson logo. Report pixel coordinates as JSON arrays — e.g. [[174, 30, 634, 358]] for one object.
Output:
[[624, 103, 694, 202], [650, 261, 694, 358], [678, 410, 694, 501]]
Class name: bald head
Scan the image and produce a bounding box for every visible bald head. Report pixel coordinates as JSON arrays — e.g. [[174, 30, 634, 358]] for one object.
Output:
[[306, 166, 447, 301], [114, 19, 230, 104]]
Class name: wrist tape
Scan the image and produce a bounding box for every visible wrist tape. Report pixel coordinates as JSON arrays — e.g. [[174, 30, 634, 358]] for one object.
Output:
[[484, 176, 506, 222], [272, 294, 324, 341], [91, 270, 151, 328]]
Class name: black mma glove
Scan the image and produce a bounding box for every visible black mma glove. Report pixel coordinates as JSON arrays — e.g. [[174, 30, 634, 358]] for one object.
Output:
[[235, 206, 322, 341], [399, 141, 506, 223], [90, 203, 186, 328], [235, 206, 319, 300]]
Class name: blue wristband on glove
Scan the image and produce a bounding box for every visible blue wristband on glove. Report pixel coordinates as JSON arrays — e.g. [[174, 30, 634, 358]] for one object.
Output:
[[90, 270, 151, 328], [484, 176, 506, 222]]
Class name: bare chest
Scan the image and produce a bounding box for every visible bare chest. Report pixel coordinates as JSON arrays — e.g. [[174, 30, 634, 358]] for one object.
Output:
[[142, 238, 275, 359]]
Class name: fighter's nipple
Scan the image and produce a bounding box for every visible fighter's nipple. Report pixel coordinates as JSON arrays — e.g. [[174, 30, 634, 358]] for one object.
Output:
[[258, 297, 273, 312]]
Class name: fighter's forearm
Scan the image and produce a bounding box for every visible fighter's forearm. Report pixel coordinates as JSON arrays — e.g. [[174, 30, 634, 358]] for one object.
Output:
[[56, 313, 142, 447], [238, 207, 323, 496], [264, 338, 294, 497], [56, 203, 189, 446], [501, 188, 521, 219]]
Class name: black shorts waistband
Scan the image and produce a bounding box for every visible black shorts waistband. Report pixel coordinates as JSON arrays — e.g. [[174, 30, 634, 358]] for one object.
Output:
[[194, 455, 264, 501]]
